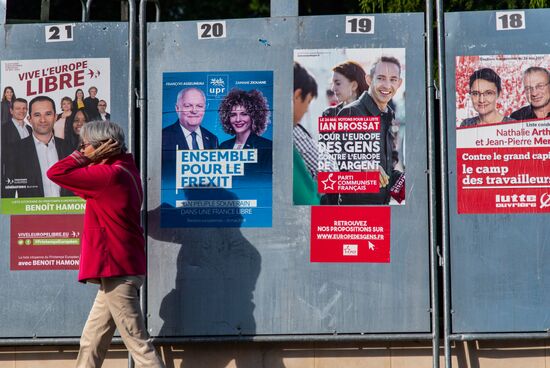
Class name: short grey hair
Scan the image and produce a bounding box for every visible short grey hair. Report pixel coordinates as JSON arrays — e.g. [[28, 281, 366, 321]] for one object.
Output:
[[80, 120, 127, 152], [523, 66, 550, 82]]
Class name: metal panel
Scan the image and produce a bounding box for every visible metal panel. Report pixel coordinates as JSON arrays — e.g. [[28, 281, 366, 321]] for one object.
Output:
[[146, 13, 430, 336], [0, 22, 129, 338], [445, 9, 550, 333]]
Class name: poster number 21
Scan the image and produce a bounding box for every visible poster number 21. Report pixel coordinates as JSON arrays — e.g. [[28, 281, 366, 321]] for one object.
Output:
[[45, 24, 74, 42], [496, 11, 525, 31]]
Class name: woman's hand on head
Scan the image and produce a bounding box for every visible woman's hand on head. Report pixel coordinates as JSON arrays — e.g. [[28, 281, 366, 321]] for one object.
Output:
[[85, 139, 121, 163]]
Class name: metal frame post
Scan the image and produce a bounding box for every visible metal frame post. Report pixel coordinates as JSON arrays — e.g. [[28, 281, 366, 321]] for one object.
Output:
[[451, 332, 550, 341], [135, 1, 160, 367], [0, 333, 433, 347], [128, 0, 137, 154], [40, 0, 50, 22], [150, 0, 161, 22], [0, 0, 6, 25], [138, 3, 148, 368], [435, 0, 451, 367], [80, 0, 89, 21], [128, 1, 137, 366], [86, 0, 92, 19], [138, 0, 148, 324], [425, 0, 440, 367]]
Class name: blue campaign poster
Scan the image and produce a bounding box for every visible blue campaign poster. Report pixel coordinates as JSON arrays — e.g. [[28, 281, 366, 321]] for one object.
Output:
[[160, 71, 273, 227]]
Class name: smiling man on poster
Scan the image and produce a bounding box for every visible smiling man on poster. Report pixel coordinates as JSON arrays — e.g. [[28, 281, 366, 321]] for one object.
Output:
[[510, 66, 550, 121], [1, 98, 31, 146], [326, 56, 405, 205], [162, 87, 219, 150], [4, 96, 73, 198]]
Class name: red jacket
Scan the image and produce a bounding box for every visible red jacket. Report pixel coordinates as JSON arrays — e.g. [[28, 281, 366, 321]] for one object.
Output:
[[47, 151, 146, 282]]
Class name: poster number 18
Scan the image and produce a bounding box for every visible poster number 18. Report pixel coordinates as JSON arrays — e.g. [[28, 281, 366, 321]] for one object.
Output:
[[45, 24, 74, 42], [197, 21, 227, 39], [496, 11, 525, 31], [346, 16, 375, 34]]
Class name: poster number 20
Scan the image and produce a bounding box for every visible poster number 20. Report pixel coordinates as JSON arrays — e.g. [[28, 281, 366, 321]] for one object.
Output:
[[346, 16, 375, 34], [45, 24, 74, 42], [496, 11, 525, 31], [197, 21, 226, 39]]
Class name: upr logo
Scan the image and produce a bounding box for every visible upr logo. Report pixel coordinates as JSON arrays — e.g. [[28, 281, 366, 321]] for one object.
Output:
[[343, 244, 358, 256], [207, 74, 228, 99]]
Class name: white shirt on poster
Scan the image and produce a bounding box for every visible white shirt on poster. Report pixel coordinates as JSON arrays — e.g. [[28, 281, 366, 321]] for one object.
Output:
[[179, 125, 204, 150], [12, 118, 30, 139], [33, 134, 61, 197]]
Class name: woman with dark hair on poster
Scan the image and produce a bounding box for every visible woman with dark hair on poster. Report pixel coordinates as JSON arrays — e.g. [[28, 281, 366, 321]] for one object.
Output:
[[218, 88, 272, 150], [322, 61, 368, 117], [73, 88, 85, 111], [460, 67, 514, 127], [64, 108, 90, 150], [1, 86, 16, 123], [218, 88, 272, 173]]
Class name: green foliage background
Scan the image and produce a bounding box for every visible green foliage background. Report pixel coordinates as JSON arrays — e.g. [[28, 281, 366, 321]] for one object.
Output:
[[6, 0, 550, 22], [358, 0, 549, 12]]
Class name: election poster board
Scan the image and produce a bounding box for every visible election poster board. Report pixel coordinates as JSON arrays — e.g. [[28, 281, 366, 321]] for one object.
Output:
[[455, 54, 550, 213], [293, 48, 406, 206], [146, 14, 431, 337], [0, 57, 111, 215], [160, 71, 273, 228]]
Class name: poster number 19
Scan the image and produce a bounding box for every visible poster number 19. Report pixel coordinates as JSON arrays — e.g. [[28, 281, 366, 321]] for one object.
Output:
[[45, 24, 74, 42], [496, 11, 525, 31], [197, 21, 226, 39], [346, 16, 375, 34]]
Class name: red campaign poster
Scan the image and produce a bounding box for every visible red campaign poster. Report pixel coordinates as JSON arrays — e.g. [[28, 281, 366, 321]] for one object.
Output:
[[455, 54, 550, 213], [10, 215, 83, 271], [457, 122, 550, 213], [310, 206, 391, 262]]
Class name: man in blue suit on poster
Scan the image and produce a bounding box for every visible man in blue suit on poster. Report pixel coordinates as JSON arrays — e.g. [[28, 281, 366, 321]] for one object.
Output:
[[161, 87, 219, 226], [162, 87, 219, 150]]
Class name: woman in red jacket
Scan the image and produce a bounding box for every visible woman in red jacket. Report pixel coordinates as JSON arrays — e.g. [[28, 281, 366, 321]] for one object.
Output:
[[47, 121, 164, 368]]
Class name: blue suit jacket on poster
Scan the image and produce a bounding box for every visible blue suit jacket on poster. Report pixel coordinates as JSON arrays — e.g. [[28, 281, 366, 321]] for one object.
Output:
[[2, 135, 74, 198], [162, 121, 219, 150], [220, 133, 272, 175], [219, 132, 272, 150], [1, 120, 32, 147]]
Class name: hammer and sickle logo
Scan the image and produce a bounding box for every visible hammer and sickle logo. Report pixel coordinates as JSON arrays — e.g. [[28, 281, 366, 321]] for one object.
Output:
[[540, 193, 550, 209]]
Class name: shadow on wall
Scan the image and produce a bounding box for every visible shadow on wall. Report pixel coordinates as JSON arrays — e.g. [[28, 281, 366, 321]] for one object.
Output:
[[148, 188, 285, 367], [159, 343, 290, 368], [454, 340, 550, 368]]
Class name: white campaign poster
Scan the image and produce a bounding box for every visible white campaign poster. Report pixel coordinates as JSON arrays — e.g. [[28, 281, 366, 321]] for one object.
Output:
[[1, 58, 110, 109]]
